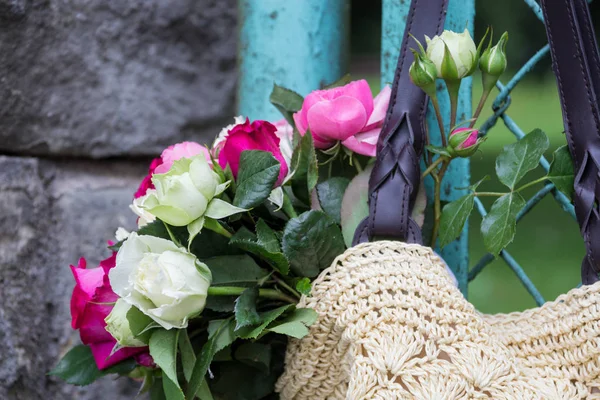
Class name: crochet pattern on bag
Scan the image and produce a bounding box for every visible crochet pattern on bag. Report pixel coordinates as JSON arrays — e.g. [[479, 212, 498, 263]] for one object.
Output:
[[275, 241, 600, 399]]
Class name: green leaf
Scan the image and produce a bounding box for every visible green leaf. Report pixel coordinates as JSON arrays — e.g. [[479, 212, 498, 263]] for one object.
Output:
[[137, 220, 171, 240], [439, 193, 475, 248], [204, 255, 269, 286], [425, 145, 452, 158], [481, 193, 526, 255], [229, 226, 290, 275], [547, 145, 574, 200], [150, 377, 167, 400], [282, 210, 346, 277], [496, 129, 549, 189], [187, 319, 236, 399], [234, 343, 271, 374], [233, 151, 280, 209], [234, 288, 261, 330], [205, 296, 236, 312], [291, 132, 319, 204], [235, 305, 292, 339], [178, 330, 196, 382], [255, 219, 281, 252], [340, 166, 371, 247], [197, 379, 215, 400], [210, 361, 278, 400], [108, 240, 124, 252], [295, 277, 312, 296], [162, 371, 185, 400], [149, 329, 181, 390], [205, 199, 247, 219], [48, 345, 136, 386], [267, 308, 318, 339], [316, 177, 350, 224], [269, 84, 304, 126], [126, 305, 156, 344], [322, 73, 352, 89]]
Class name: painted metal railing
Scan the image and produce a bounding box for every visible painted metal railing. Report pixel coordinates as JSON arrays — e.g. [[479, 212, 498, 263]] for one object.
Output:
[[238, 0, 574, 302]]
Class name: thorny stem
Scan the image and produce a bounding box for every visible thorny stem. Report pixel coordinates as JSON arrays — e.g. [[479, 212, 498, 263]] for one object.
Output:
[[272, 275, 301, 300], [207, 286, 298, 304], [430, 97, 448, 147], [430, 160, 450, 247], [469, 87, 492, 129], [421, 156, 446, 179]]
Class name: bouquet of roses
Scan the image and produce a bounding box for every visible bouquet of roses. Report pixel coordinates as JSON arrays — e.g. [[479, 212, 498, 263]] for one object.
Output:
[[50, 74, 393, 399], [51, 25, 575, 399]]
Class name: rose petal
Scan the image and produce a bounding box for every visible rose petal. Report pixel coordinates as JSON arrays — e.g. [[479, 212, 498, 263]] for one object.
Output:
[[342, 127, 382, 157], [337, 79, 374, 117], [307, 96, 368, 141], [89, 341, 147, 370], [364, 85, 391, 130], [155, 142, 210, 174]]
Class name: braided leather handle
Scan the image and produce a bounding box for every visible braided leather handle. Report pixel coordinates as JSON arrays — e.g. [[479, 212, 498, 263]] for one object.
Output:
[[542, 0, 600, 284], [352, 0, 448, 246]]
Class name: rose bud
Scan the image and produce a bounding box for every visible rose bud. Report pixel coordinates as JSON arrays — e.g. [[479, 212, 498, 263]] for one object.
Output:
[[480, 32, 508, 89], [104, 299, 147, 348], [447, 127, 484, 157], [409, 49, 438, 97], [426, 29, 477, 80]]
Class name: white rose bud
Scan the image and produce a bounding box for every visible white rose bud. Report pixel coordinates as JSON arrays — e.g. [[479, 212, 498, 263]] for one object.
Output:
[[104, 299, 146, 347], [426, 29, 477, 80], [140, 154, 222, 227], [109, 233, 212, 329]]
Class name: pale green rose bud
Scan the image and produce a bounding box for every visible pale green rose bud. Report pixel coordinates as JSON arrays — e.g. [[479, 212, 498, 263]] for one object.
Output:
[[109, 233, 212, 329], [105, 299, 147, 347], [426, 29, 477, 80], [141, 154, 221, 226], [409, 50, 438, 97], [480, 32, 508, 90]]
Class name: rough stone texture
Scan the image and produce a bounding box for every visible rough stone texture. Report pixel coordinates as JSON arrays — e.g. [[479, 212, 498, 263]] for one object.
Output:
[[0, 156, 150, 399], [0, 0, 237, 157]]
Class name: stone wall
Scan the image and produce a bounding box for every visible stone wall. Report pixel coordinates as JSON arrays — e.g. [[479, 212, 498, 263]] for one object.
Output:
[[0, 1, 237, 399]]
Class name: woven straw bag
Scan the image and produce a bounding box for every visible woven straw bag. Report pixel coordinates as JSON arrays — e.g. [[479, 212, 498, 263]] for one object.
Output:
[[276, 0, 600, 398]]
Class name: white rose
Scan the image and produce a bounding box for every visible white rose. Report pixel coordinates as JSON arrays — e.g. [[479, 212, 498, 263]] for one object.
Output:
[[109, 233, 212, 329], [140, 154, 228, 227], [104, 299, 146, 347], [130, 194, 157, 228], [426, 29, 477, 79]]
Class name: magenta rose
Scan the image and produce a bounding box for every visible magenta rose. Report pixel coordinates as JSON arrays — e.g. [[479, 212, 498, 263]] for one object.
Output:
[[218, 119, 288, 185], [293, 80, 391, 156], [134, 157, 162, 199], [70, 252, 150, 370]]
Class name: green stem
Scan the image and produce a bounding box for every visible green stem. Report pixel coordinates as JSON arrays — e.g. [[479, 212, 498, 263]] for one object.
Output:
[[207, 286, 297, 304], [469, 87, 492, 129], [446, 80, 462, 132], [282, 192, 298, 219], [430, 97, 447, 147], [272, 275, 301, 300], [204, 218, 232, 238], [353, 155, 363, 173], [421, 156, 446, 179], [515, 176, 548, 193], [163, 222, 182, 247], [430, 160, 450, 247], [474, 192, 505, 197]]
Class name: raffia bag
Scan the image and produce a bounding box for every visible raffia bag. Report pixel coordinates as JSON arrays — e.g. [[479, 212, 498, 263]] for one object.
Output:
[[276, 0, 600, 398]]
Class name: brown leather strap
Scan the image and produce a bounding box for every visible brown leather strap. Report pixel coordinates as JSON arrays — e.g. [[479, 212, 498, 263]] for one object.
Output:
[[542, 0, 600, 284], [353, 0, 448, 246]]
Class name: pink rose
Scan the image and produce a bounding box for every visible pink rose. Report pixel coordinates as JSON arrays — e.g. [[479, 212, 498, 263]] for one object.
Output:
[[134, 157, 162, 199], [218, 119, 288, 186], [154, 141, 211, 174], [70, 252, 149, 370], [293, 80, 391, 156]]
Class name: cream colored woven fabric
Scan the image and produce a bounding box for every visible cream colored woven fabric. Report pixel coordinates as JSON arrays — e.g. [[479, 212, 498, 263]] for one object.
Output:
[[275, 241, 600, 399]]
